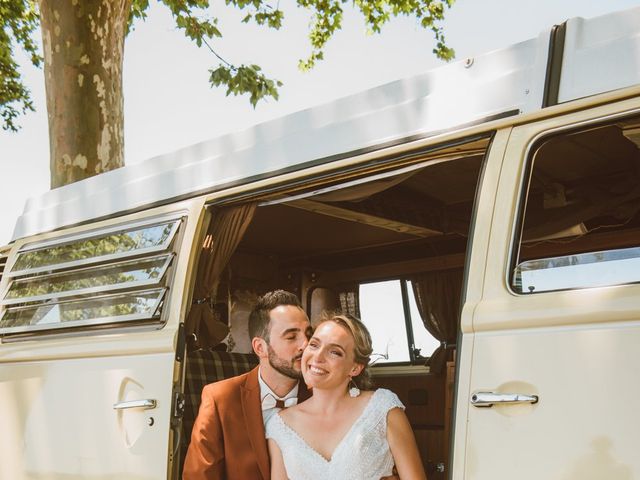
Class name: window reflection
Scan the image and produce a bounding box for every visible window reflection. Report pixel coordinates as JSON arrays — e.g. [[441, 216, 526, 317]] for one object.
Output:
[[5, 256, 169, 301], [514, 247, 640, 293], [0, 290, 164, 330], [12, 222, 176, 272], [0, 216, 181, 336]]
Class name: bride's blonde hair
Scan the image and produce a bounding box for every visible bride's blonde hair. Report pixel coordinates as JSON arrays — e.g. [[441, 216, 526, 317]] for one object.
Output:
[[318, 312, 374, 391]]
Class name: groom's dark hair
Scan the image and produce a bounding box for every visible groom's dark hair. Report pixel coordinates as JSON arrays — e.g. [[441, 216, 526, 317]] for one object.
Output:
[[248, 290, 303, 343]]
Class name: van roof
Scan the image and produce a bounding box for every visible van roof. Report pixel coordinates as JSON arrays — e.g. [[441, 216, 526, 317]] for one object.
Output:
[[11, 5, 640, 242]]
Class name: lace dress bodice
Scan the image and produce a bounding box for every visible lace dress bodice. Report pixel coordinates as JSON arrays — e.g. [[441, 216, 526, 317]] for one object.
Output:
[[265, 388, 404, 480]]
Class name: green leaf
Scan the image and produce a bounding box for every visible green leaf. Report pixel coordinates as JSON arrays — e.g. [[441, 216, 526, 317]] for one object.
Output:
[[1, 0, 41, 131], [209, 64, 282, 107]]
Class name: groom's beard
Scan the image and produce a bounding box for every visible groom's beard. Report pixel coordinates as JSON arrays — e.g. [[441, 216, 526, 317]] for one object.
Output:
[[268, 345, 303, 380]]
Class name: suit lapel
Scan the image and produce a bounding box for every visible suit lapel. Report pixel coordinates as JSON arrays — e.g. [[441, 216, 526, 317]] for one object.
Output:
[[241, 367, 270, 480]]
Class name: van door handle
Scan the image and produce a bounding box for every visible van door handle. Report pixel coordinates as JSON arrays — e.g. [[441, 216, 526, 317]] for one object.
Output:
[[113, 399, 157, 410], [470, 391, 538, 407]]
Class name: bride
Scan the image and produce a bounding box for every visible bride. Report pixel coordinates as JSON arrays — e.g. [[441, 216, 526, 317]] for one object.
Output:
[[266, 313, 427, 480]]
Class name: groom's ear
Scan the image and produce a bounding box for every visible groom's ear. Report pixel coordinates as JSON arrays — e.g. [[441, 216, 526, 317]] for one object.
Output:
[[252, 337, 268, 358]]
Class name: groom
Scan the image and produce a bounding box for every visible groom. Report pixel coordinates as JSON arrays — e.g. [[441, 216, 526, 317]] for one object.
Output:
[[183, 290, 313, 480]]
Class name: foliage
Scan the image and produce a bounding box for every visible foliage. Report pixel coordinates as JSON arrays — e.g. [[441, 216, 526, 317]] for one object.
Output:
[[1, 0, 454, 130], [12, 222, 173, 271], [0, 0, 40, 132], [298, 0, 455, 71]]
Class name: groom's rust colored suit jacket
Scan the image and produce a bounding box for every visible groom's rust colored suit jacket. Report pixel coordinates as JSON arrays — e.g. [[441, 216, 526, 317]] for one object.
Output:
[[183, 366, 310, 480]]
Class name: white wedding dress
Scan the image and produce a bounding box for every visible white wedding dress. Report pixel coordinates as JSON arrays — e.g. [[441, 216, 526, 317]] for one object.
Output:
[[265, 388, 404, 480]]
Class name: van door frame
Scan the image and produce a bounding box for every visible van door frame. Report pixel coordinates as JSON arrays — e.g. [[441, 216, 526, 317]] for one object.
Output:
[[449, 127, 512, 478]]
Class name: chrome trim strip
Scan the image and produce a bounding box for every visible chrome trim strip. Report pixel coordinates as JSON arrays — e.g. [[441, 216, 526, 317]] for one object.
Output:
[[470, 391, 539, 407], [0, 320, 165, 343], [0, 312, 162, 335]]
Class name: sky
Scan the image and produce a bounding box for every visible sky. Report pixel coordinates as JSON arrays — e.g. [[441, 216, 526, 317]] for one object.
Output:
[[1, 0, 639, 245]]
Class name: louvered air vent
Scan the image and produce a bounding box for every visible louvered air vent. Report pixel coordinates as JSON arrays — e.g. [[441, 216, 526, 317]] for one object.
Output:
[[0, 215, 182, 336]]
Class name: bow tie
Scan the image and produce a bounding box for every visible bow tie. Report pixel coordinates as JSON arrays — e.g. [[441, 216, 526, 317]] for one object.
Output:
[[261, 393, 298, 410]]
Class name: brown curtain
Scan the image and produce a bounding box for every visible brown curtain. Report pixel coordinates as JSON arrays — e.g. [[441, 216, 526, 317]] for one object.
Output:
[[411, 268, 463, 373], [338, 284, 360, 318], [186, 203, 256, 349]]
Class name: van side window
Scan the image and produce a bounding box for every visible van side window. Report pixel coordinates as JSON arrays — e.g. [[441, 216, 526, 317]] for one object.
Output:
[[512, 116, 640, 294], [359, 279, 439, 364], [0, 216, 182, 336]]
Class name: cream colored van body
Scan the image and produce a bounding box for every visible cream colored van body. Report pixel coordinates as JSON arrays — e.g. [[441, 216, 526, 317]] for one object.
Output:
[[451, 96, 640, 480], [0, 200, 207, 479], [2, 7, 640, 480]]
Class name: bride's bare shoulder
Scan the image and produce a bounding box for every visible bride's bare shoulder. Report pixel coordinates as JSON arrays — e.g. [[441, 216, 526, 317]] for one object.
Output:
[[278, 402, 305, 421], [354, 389, 375, 405]]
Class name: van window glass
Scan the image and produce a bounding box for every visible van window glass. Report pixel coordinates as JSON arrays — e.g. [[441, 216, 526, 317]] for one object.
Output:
[[512, 116, 640, 293], [360, 279, 439, 364], [360, 280, 410, 363], [0, 217, 181, 336], [1, 289, 165, 333], [11, 220, 179, 275], [3, 255, 171, 305]]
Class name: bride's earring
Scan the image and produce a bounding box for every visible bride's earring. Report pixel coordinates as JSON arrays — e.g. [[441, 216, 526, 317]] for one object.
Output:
[[348, 378, 361, 398]]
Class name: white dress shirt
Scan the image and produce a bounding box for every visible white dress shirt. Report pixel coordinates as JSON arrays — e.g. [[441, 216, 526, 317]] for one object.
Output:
[[258, 367, 299, 427]]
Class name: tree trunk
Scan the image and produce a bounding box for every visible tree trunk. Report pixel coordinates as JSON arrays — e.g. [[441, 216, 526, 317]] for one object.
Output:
[[39, 0, 131, 188]]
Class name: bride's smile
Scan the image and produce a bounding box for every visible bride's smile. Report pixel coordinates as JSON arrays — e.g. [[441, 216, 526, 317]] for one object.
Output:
[[307, 365, 328, 376]]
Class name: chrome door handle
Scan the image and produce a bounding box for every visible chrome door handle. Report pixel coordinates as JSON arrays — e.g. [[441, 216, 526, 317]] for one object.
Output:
[[113, 399, 157, 410], [471, 391, 538, 407]]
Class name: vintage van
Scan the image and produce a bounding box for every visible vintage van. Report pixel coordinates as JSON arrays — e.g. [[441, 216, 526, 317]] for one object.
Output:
[[2, 6, 640, 480]]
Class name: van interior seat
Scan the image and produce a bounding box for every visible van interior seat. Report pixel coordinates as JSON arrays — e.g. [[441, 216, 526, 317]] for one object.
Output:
[[181, 349, 259, 473]]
